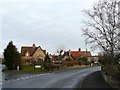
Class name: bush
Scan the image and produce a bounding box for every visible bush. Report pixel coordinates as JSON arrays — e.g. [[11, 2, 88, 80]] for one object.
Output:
[[103, 64, 120, 80], [62, 60, 79, 67], [78, 57, 90, 66], [43, 63, 60, 71]]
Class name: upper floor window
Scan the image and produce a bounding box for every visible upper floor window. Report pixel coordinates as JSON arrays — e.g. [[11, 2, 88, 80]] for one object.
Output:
[[25, 51, 30, 56]]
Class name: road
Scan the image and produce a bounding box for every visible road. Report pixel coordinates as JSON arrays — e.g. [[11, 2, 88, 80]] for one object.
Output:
[[2, 66, 101, 88]]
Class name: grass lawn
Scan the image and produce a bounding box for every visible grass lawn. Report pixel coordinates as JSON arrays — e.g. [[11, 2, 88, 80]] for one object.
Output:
[[2, 66, 48, 73], [21, 66, 47, 72]]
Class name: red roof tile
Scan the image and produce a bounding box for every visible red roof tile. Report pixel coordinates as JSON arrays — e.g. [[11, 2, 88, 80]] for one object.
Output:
[[70, 51, 79, 57], [70, 51, 91, 57]]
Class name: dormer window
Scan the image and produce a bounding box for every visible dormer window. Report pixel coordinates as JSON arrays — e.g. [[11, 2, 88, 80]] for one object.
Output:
[[25, 51, 30, 56]]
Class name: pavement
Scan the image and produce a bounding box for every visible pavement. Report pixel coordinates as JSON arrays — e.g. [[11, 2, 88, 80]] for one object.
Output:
[[79, 71, 111, 88]]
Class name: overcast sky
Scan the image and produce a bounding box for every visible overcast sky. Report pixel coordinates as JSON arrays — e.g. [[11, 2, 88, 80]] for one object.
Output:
[[1, 0, 98, 56]]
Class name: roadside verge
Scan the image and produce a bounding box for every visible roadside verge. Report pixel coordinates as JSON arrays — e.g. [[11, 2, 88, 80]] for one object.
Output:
[[78, 71, 111, 88]]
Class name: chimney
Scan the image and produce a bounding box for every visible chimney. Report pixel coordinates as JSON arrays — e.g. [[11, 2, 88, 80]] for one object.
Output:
[[69, 49, 71, 57], [78, 48, 81, 52], [32, 43, 36, 49]]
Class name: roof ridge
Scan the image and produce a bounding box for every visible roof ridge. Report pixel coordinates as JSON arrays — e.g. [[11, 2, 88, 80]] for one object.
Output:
[[21, 46, 39, 48]]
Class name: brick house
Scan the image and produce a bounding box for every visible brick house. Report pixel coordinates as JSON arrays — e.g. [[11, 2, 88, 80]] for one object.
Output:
[[20, 44, 46, 66]]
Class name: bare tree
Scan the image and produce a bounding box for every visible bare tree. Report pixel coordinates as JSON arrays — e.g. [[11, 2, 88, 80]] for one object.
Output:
[[82, 0, 119, 56]]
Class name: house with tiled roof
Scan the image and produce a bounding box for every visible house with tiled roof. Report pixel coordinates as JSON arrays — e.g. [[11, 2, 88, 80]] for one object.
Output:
[[20, 44, 46, 66], [69, 48, 91, 58], [62, 48, 100, 65], [63, 48, 91, 61]]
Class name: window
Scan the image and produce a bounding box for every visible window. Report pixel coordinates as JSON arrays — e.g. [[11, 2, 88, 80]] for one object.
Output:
[[25, 51, 29, 56], [25, 60, 30, 63], [27, 60, 30, 62]]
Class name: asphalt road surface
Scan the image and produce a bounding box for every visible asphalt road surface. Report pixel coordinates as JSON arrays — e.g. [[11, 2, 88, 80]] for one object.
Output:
[[2, 66, 101, 88]]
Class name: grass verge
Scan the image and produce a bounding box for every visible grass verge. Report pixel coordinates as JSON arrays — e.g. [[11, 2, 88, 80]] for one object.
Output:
[[2, 66, 48, 73]]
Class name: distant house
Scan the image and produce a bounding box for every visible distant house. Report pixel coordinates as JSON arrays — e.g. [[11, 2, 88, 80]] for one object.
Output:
[[62, 51, 73, 61], [50, 55, 59, 63], [69, 48, 91, 59], [63, 48, 91, 61], [87, 56, 100, 64], [20, 44, 46, 66]]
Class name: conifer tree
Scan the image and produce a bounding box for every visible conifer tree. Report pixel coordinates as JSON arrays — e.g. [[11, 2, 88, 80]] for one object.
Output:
[[4, 41, 19, 70]]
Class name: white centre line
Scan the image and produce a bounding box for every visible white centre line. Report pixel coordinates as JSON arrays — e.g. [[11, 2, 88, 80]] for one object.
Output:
[[1, 73, 49, 84]]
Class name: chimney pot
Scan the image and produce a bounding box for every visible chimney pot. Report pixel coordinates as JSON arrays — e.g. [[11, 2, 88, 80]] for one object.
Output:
[[32, 43, 36, 48], [78, 48, 81, 52]]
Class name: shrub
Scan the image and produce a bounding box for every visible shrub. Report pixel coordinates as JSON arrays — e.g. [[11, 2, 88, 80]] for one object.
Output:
[[62, 60, 79, 67], [43, 63, 60, 71]]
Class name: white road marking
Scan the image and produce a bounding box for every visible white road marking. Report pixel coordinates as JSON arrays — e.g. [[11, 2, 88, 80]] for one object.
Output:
[[30, 76, 33, 78], [24, 77, 29, 79], [16, 78, 20, 80], [36, 75, 40, 76], [1, 73, 49, 84]]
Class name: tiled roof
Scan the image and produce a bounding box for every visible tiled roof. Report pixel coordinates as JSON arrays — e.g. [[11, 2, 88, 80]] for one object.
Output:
[[70, 51, 79, 57], [21, 46, 38, 56], [70, 51, 91, 57]]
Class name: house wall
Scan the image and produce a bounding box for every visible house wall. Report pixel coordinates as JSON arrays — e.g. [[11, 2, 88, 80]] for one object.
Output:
[[62, 56, 69, 61], [20, 56, 33, 66], [87, 56, 99, 63], [33, 48, 46, 61]]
